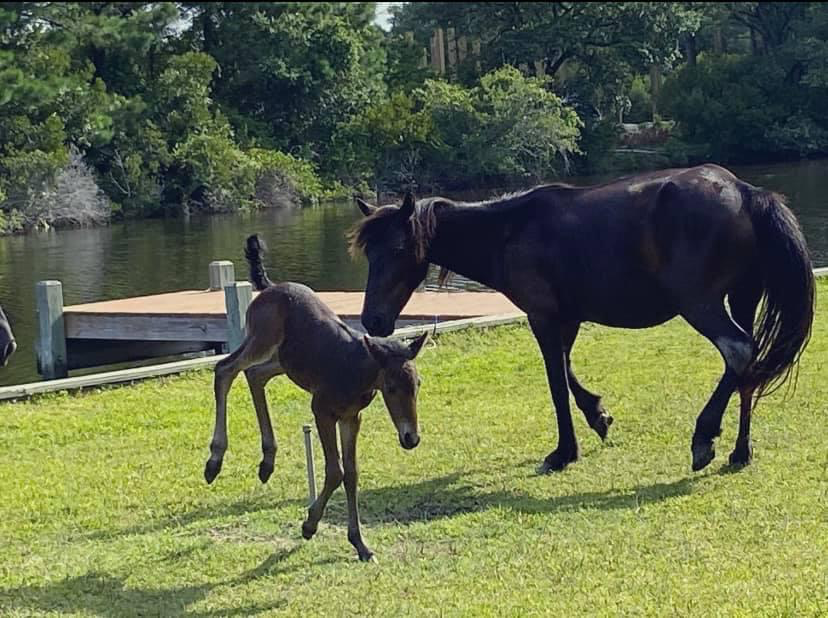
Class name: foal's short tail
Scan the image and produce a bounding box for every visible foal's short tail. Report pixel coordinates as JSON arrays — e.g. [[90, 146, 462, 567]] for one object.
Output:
[[745, 189, 815, 400], [245, 234, 274, 291]]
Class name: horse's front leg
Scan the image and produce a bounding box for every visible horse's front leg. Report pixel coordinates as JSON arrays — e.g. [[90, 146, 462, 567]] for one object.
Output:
[[339, 413, 374, 562], [529, 315, 579, 473]]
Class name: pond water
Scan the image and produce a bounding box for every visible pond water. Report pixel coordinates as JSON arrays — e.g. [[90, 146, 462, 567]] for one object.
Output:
[[0, 159, 825, 386]]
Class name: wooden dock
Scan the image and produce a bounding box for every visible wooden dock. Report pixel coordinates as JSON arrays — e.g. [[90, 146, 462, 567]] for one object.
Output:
[[34, 260, 522, 380]]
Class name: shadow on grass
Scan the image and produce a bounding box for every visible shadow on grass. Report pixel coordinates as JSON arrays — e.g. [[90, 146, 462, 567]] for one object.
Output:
[[0, 546, 310, 617], [356, 471, 706, 525], [86, 460, 711, 543]]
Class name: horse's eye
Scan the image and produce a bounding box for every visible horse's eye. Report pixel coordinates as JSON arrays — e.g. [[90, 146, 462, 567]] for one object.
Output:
[[387, 386, 397, 394]]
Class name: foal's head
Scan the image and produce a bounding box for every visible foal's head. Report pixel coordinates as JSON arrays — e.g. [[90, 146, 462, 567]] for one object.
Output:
[[364, 332, 429, 450], [0, 305, 16, 367], [350, 192, 431, 336]]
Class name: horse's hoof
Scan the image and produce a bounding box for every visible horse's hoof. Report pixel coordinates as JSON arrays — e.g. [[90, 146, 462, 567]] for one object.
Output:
[[301, 521, 317, 540], [537, 449, 578, 474], [258, 460, 274, 484], [728, 442, 753, 467], [358, 551, 377, 563], [204, 459, 222, 484], [591, 414, 614, 441], [691, 442, 715, 471]]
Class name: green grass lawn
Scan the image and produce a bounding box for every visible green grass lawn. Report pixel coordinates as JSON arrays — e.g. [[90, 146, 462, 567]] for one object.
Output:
[[1, 282, 826, 616]]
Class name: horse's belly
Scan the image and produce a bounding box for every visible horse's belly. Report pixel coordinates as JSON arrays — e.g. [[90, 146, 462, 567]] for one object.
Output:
[[579, 285, 677, 328]]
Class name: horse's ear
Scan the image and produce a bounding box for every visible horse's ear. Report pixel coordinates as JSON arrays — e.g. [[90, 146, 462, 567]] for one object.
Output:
[[355, 197, 376, 217], [364, 335, 389, 365], [406, 331, 429, 360], [399, 191, 416, 219]]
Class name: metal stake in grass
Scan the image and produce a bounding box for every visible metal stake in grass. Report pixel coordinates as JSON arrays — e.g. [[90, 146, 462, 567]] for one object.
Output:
[[303, 424, 317, 506]]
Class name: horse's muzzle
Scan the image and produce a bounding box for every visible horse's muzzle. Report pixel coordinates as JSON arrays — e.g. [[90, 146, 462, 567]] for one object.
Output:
[[400, 431, 420, 450]]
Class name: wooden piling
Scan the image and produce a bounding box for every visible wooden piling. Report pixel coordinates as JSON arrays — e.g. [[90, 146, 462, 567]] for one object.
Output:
[[209, 261, 235, 291], [36, 281, 68, 379], [224, 281, 252, 352]]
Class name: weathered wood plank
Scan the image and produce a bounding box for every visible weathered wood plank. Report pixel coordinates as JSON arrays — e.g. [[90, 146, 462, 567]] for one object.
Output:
[[0, 313, 526, 401], [36, 281, 68, 379], [64, 314, 229, 341], [67, 339, 216, 370]]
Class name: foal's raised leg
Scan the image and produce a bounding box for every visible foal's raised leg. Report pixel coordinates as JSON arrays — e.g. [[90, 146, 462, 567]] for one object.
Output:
[[301, 401, 343, 541], [682, 301, 754, 471], [529, 315, 578, 473], [562, 322, 614, 440], [245, 358, 282, 483], [205, 337, 277, 484], [340, 413, 374, 561], [728, 280, 762, 466]]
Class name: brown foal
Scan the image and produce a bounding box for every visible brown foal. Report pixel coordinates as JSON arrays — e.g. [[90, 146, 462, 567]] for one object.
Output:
[[204, 235, 428, 561]]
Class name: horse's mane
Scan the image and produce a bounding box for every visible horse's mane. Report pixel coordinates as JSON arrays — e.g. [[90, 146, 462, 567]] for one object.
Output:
[[348, 184, 571, 286]]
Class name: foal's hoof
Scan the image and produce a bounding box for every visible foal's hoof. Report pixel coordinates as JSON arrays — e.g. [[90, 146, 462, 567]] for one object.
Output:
[[691, 441, 715, 472], [258, 460, 274, 484], [590, 414, 614, 441], [728, 442, 753, 468], [301, 520, 317, 540], [204, 459, 223, 484], [537, 448, 578, 474]]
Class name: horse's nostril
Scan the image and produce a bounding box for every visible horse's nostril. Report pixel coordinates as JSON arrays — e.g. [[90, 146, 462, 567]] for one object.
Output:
[[401, 432, 420, 450]]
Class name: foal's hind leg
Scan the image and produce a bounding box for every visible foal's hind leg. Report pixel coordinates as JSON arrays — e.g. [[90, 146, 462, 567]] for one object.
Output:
[[682, 302, 754, 471], [245, 358, 282, 483], [728, 280, 762, 466], [205, 337, 278, 484], [563, 322, 614, 441]]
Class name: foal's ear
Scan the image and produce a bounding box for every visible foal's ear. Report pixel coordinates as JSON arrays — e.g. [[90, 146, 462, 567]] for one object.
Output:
[[406, 331, 430, 360], [355, 197, 377, 217], [364, 335, 389, 365], [399, 191, 416, 219]]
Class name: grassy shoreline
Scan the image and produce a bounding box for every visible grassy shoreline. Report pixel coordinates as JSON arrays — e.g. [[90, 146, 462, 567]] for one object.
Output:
[[1, 281, 826, 616]]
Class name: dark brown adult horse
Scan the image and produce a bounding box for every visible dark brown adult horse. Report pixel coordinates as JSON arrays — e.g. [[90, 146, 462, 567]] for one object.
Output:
[[350, 164, 815, 473]]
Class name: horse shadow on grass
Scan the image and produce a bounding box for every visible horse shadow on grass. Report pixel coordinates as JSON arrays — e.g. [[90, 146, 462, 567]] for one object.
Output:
[[0, 545, 309, 617], [355, 467, 707, 525], [87, 457, 712, 544]]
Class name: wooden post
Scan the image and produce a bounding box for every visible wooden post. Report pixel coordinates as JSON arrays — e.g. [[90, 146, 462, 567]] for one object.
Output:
[[458, 36, 468, 62], [209, 261, 235, 291], [447, 27, 457, 71], [36, 281, 68, 379], [224, 281, 252, 352], [430, 27, 446, 74]]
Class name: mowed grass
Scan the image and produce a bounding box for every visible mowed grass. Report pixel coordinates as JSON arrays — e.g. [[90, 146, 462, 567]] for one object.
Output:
[[1, 283, 827, 617]]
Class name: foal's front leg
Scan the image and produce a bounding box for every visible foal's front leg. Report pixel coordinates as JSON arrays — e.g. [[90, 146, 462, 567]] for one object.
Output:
[[301, 403, 343, 541], [339, 413, 374, 561], [529, 315, 579, 473]]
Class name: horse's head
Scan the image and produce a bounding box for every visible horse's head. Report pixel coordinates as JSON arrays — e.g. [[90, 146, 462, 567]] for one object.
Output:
[[364, 332, 429, 450], [350, 192, 429, 336], [0, 305, 16, 367]]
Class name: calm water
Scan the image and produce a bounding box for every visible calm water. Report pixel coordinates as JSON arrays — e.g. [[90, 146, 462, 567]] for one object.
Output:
[[0, 159, 825, 386]]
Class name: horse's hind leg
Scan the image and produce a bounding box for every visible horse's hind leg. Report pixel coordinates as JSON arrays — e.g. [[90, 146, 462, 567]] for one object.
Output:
[[563, 322, 614, 441], [205, 336, 278, 484], [682, 301, 754, 471], [245, 358, 283, 483], [728, 278, 762, 466]]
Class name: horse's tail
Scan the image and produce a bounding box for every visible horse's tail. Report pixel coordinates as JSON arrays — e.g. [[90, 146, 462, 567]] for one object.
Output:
[[244, 234, 274, 291], [744, 188, 815, 400]]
